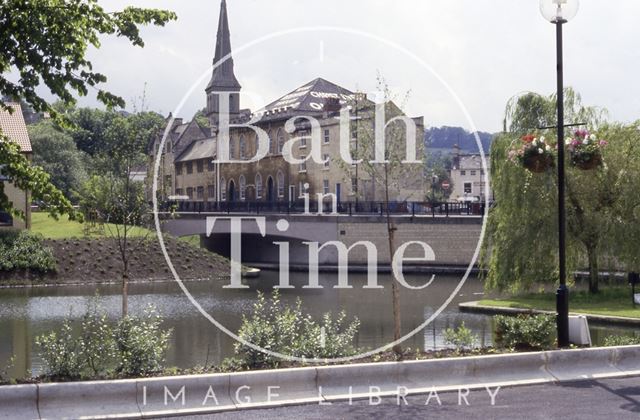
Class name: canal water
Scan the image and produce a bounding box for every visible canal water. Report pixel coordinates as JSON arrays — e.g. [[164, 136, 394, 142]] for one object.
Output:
[[0, 272, 634, 378]]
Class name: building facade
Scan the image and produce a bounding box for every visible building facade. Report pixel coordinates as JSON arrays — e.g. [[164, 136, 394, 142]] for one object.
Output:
[[0, 103, 32, 229], [449, 145, 492, 202], [148, 0, 425, 207]]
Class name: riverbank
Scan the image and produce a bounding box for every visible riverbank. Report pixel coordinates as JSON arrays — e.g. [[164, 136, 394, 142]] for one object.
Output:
[[459, 287, 640, 326]]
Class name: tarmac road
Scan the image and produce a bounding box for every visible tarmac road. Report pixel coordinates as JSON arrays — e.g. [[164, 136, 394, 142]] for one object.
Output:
[[165, 375, 640, 420]]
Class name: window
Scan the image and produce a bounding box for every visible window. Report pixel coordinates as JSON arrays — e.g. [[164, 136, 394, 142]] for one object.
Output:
[[470, 170, 477, 176], [464, 182, 472, 194], [175, 188, 183, 196], [299, 155, 307, 172], [299, 136, 307, 148], [208, 185, 215, 200], [323, 179, 330, 194], [186, 187, 194, 199], [208, 160, 215, 171], [197, 186, 204, 200], [460, 170, 466, 176], [221, 177, 226, 201], [255, 173, 263, 199], [277, 128, 285, 154], [323, 154, 330, 169], [480, 170, 485, 176], [187, 162, 193, 174], [299, 181, 305, 197], [229, 138, 235, 159], [197, 160, 204, 173], [239, 175, 246, 200], [268, 130, 275, 155], [277, 171, 284, 197], [176, 163, 182, 175], [239, 135, 246, 160], [351, 177, 357, 194], [323, 129, 330, 144]]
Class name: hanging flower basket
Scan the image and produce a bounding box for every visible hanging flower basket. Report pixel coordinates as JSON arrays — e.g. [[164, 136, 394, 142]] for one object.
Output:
[[567, 130, 606, 171], [523, 153, 554, 173], [509, 134, 555, 173], [571, 151, 602, 170]]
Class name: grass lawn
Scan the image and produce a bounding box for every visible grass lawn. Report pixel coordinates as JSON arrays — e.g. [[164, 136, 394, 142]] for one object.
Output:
[[31, 212, 151, 239], [480, 287, 640, 319]]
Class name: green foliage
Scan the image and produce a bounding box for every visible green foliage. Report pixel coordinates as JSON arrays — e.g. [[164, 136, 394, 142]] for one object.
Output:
[[0, 230, 56, 273], [493, 314, 556, 350], [232, 291, 361, 369], [443, 322, 478, 351], [603, 335, 640, 347], [114, 307, 172, 377], [28, 120, 88, 199], [0, 136, 80, 221], [483, 89, 640, 294], [0, 0, 176, 118], [36, 301, 171, 379]]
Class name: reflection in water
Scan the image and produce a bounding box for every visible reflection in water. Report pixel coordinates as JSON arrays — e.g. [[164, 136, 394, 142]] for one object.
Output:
[[0, 272, 634, 378]]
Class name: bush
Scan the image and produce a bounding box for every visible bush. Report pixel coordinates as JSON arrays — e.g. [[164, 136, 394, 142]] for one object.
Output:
[[493, 314, 555, 350], [114, 307, 172, 376], [36, 300, 171, 379], [603, 335, 640, 347], [443, 322, 478, 352], [0, 230, 56, 273], [232, 291, 360, 369]]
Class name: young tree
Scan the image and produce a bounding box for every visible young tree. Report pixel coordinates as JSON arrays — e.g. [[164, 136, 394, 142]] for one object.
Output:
[[345, 79, 425, 355]]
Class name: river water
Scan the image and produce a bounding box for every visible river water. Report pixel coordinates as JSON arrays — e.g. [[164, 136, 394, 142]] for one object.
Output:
[[0, 271, 634, 378]]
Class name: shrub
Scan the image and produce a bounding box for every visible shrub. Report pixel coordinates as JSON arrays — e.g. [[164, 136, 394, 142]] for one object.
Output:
[[443, 322, 478, 352], [232, 291, 360, 369], [36, 301, 171, 379], [603, 335, 640, 347], [0, 230, 56, 273], [114, 307, 172, 376], [493, 314, 555, 350]]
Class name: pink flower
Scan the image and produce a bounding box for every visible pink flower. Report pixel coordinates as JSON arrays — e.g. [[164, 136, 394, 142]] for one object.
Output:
[[599, 140, 608, 146]]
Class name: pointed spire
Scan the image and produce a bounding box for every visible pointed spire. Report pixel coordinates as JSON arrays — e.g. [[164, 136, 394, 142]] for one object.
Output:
[[206, 0, 241, 91]]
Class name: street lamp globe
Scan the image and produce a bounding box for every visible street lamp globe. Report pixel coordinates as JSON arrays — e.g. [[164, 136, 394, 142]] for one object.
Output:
[[540, 0, 579, 23]]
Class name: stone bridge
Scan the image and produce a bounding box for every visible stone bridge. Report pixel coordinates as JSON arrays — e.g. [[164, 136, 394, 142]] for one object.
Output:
[[162, 213, 484, 269]]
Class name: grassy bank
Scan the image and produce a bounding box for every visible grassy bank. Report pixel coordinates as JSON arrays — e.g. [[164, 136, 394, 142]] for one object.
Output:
[[480, 287, 640, 319], [31, 212, 150, 239]]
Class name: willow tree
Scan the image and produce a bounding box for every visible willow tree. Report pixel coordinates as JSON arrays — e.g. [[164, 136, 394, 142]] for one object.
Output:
[[482, 89, 640, 294]]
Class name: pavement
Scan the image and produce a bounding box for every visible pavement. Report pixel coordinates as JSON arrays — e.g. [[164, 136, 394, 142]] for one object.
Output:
[[165, 375, 640, 420]]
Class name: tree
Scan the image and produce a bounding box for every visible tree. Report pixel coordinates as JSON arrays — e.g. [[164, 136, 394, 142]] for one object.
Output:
[[80, 112, 163, 316], [345, 79, 425, 355], [28, 121, 88, 199], [0, 0, 176, 219], [483, 89, 640, 294]]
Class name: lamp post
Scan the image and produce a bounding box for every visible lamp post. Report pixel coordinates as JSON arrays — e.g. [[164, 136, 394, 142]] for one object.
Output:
[[540, 0, 579, 348]]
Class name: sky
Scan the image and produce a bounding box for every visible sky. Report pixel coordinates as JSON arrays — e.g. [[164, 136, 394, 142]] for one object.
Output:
[[30, 0, 640, 133]]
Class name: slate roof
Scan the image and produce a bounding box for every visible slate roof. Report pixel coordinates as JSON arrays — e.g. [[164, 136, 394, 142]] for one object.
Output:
[[0, 103, 32, 152], [176, 137, 216, 162]]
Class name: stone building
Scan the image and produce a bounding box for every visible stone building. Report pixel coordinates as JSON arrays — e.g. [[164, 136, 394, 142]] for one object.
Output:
[[0, 102, 32, 229], [449, 145, 492, 202], [148, 0, 425, 207]]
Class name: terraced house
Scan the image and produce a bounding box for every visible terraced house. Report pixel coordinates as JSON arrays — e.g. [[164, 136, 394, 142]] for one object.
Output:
[[0, 102, 32, 229], [148, 0, 426, 208]]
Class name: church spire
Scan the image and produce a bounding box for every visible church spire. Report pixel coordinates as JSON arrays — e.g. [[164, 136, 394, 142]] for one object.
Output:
[[207, 0, 241, 91], [206, 0, 241, 124]]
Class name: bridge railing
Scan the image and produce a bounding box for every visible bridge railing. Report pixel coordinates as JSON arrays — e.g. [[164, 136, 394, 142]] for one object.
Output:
[[163, 200, 492, 217]]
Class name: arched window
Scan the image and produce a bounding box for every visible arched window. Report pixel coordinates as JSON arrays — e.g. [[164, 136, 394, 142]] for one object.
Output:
[[255, 173, 263, 199], [268, 130, 274, 155], [239, 175, 246, 200], [277, 170, 284, 198], [239, 135, 246, 160], [276, 128, 285, 154], [220, 177, 226, 201], [229, 137, 235, 159]]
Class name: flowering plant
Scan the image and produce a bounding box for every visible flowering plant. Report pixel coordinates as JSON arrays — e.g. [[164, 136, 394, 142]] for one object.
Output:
[[508, 134, 555, 172], [566, 129, 606, 169]]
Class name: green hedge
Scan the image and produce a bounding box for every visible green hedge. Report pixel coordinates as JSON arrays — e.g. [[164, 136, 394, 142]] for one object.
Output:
[[0, 230, 57, 273], [493, 314, 556, 350]]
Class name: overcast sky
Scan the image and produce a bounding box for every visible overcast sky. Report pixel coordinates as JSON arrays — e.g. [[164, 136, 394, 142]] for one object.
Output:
[[39, 0, 640, 133]]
